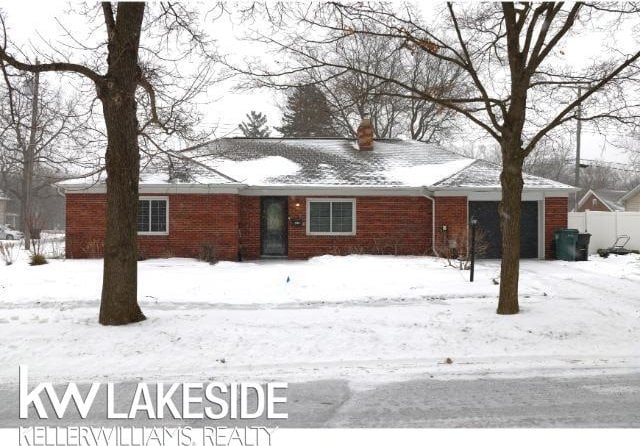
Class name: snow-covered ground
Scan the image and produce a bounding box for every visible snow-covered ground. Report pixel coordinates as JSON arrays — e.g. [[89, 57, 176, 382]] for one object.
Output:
[[0, 239, 639, 386]]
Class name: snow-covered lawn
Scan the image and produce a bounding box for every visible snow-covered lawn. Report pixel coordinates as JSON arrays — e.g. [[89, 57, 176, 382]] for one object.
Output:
[[1, 243, 639, 385]]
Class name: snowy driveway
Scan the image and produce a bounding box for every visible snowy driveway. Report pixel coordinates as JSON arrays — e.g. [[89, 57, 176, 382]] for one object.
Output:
[[0, 253, 639, 384]]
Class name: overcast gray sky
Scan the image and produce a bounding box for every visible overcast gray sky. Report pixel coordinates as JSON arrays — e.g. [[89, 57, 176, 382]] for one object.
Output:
[[0, 1, 635, 164]]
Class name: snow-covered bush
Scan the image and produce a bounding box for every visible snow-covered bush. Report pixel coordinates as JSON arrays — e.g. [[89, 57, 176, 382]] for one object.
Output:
[[46, 237, 65, 259], [0, 241, 19, 265]]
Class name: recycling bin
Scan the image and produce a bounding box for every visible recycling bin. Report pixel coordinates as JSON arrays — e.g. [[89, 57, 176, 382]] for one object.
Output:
[[576, 232, 592, 261], [554, 228, 579, 261]]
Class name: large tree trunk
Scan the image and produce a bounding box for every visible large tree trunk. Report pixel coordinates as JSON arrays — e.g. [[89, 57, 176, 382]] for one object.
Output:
[[22, 69, 39, 250], [98, 3, 146, 326], [497, 139, 524, 315], [20, 159, 32, 250]]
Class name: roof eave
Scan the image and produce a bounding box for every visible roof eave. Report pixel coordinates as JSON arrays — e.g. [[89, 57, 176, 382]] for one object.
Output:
[[59, 182, 242, 193], [428, 185, 578, 193]]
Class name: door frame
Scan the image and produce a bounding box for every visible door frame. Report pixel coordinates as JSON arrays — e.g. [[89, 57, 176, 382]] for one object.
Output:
[[260, 196, 289, 257]]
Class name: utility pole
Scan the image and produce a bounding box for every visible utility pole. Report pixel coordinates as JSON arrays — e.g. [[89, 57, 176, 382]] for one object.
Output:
[[574, 86, 582, 187]]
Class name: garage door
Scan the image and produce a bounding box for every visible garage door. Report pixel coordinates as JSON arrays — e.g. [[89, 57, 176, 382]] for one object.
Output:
[[468, 201, 539, 259]]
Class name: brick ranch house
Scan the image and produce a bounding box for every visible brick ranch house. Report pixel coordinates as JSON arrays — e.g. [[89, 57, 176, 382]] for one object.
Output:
[[60, 125, 573, 261]]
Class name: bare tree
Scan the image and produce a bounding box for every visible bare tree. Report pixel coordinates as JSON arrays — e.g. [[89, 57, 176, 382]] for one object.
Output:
[[245, 25, 462, 141], [405, 49, 462, 143], [240, 2, 640, 314], [310, 32, 408, 138], [0, 64, 100, 248], [0, 3, 215, 325]]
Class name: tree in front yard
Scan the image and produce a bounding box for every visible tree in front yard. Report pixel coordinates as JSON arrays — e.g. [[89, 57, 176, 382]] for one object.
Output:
[[0, 3, 214, 325], [243, 2, 640, 314]]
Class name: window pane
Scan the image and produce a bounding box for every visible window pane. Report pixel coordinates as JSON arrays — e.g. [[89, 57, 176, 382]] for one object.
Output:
[[331, 202, 353, 232], [138, 200, 150, 232], [309, 202, 331, 232], [150, 200, 167, 232]]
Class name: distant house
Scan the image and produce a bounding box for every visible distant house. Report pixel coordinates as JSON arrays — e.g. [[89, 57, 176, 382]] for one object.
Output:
[[59, 119, 574, 261], [576, 189, 627, 212], [620, 184, 640, 212], [0, 191, 9, 226], [576, 187, 640, 212]]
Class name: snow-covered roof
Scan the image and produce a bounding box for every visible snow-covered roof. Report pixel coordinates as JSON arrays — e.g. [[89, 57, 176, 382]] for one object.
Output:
[[58, 137, 575, 192], [184, 138, 573, 190], [183, 138, 475, 187], [57, 156, 240, 190], [433, 159, 574, 190]]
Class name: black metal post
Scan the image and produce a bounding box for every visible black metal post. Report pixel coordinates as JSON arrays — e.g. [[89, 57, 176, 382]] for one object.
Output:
[[470, 216, 477, 282]]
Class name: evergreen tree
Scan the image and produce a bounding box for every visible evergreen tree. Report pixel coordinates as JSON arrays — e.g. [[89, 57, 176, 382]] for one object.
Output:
[[276, 85, 341, 137], [238, 111, 271, 137]]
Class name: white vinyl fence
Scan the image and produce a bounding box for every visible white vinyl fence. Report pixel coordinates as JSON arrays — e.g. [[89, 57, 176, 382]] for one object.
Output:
[[568, 211, 640, 254]]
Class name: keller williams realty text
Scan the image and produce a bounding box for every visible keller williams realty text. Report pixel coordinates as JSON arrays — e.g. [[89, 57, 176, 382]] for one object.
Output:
[[18, 367, 288, 420], [19, 426, 275, 446]]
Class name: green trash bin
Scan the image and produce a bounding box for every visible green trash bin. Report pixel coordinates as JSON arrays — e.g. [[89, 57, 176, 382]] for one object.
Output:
[[554, 229, 579, 261]]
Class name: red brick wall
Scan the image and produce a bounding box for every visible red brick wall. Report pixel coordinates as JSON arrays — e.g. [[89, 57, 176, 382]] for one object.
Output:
[[545, 196, 568, 259], [282, 196, 432, 259], [65, 193, 240, 260], [66, 192, 568, 261], [434, 196, 468, 256], [239, 196, 261, 260], [65, 194, 107, 258]]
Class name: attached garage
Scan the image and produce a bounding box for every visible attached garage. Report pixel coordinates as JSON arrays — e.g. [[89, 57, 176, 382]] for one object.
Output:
[[468, 201, 541, 259]]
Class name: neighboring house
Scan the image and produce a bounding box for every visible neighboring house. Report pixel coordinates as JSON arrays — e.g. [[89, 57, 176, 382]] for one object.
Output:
[[0, 191, 9, 226], [620, 184, 640, 212], [576, 189, 627, 212], [59, 120, 574, 261], [576, 187, 640, 212]]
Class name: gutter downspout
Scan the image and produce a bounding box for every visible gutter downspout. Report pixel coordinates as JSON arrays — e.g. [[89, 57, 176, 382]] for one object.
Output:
[[422, 189, 439, 257]]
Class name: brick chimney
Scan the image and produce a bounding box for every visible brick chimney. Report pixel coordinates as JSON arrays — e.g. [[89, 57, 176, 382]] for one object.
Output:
[[356, 117, 374, 151]]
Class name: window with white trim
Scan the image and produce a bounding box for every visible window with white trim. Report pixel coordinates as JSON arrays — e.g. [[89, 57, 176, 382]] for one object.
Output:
[[138, 197, 168, 234], [307, 199, 356, 235]]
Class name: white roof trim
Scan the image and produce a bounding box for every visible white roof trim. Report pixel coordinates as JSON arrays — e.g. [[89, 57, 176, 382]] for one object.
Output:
[[432, 185, 575, 194], [61, 181, 574, 197], [240, 186, 426, 197]]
